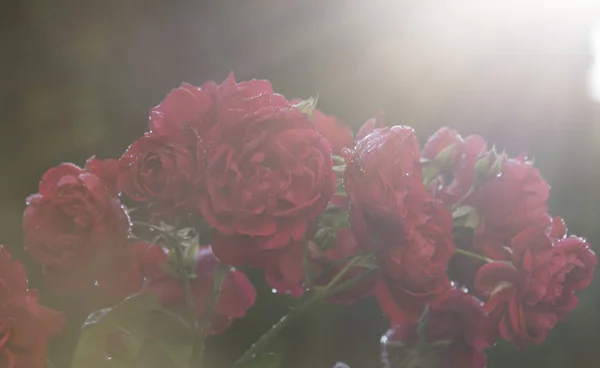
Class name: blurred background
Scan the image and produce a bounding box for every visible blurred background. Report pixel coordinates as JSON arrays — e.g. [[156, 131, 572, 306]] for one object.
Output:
[[3, 0, 600, 367]]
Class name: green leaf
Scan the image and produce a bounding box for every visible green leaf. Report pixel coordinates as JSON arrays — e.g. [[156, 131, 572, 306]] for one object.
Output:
[[238, 353, 280, 368], [353, 255, 379, 270], [452, 205, 480, 229], [130, 337, 193, 368], [160, 342, 193, 368], [332, 155, 346, 166], [71, 293, 161, 368], [295, 96, 319, 118]]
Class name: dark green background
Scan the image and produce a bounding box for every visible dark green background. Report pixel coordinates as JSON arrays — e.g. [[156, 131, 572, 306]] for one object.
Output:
[[2, 1, 600, 367]]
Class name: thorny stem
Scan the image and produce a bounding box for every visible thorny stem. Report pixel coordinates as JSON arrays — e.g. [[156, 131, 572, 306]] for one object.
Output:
[[322, 256, 360, 290], [453, 248, 494, 263], [196, 264, 228, 367], [311, 251, 370, 282], [172, 243, 198, 330], [234, 267, 377, 367]]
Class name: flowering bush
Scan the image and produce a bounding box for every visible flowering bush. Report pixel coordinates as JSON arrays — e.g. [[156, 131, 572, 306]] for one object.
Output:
[[8, 73, 596, 368]]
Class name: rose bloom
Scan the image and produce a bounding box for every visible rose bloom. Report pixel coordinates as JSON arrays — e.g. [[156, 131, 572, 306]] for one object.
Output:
[[290, 100, 354, 155], [0, 246, 65, 368], [73, 241, 169, 314], [23, 163, 130, 293], [421, 127, 464, 165], [157, 75, 335, 294], [144, 245, 256, 335], [426, 132, 488, 207], [382, 289, 490, 368], [475, 217, 597, 347], [355, 113, 385, 141], [375, 200, 455, 323], [145, 75, 335, 294], [148, 81, 220, 138], [344, 126, 455, 322], [118, 132, 196, 216], [474, 156, 550, 235], [344, 125, 428, 237], [471, 156, 551, 261], [84, 156, 119, 197]]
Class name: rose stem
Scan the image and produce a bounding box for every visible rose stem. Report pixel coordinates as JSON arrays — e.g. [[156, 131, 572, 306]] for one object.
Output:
[[453, 248, 494, 263], [195, 265, 228, 368], [234, 268, 377, 367]]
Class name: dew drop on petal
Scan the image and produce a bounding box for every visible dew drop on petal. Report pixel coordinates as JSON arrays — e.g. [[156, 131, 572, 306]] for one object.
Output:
[[271, 288, 277, 294]]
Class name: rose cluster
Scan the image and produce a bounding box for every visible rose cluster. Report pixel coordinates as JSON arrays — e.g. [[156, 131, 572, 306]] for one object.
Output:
[[16, 74, 596, 368]]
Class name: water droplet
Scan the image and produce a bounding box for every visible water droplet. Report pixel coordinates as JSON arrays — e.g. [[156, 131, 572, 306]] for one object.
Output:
[[271, 288, 277, 294], [380, 334, 388, 345], [94, 280, 99, 287]]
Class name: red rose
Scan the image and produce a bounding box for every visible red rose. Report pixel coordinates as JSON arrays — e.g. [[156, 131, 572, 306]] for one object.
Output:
[[118, 132, 196, 216], [475, 218, 597, 347], [470, 157, 551, 261], [344, 127, 454, 321], [382, 289, 490, 368], [343, 125, 428, 238], [211, 232, 306, 297], [474, 157, 550, 234], [311, 109, 353, 155], [23, 163, 130, 292], [145, 246, 256, 335], [433, 134, 488, 206], [355, 113, 385, 141], [40, 241, 166, 318], [92, 241, 168, 311], [148, 81, 218, 137], [0, 246, 65, 368], [182, 76, 335, 294], [375, 200, 455, 323], [421, 127, 463, 166], [291, 101, 353, 155], [308, 227, 377, 304], [84, 156, 119, 197], [150, 75, 290, 138]]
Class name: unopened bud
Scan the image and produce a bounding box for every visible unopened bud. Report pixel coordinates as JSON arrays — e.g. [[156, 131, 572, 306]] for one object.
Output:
[[473, 148, 505, 186], [314, 227, 337, 251], [432, 143, 459, 169], [295, 96, 319, 119]]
